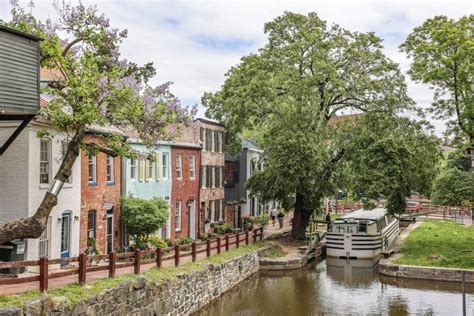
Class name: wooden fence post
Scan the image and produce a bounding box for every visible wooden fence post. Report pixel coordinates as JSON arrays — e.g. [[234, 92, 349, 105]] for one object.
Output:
[[217, 237, 221, 254], [174, 245, 180, 267], [156, 248, 162, 268], [39, 257, 48, 293], [78, 253, 86, 285], [206, 239, 211, 257], [253, 229, 257, 243], [260, 227, 264, 241], [109, 252, 116, 278], [134, 249, 141, 274], [192, 242, 196, 262], [225, 235, 229, 251], [236, 233, 240, 248], [245, 230, 249, 245]]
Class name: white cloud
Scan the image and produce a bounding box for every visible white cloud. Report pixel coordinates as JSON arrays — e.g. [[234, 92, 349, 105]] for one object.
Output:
[[1, 0, 472, 135]]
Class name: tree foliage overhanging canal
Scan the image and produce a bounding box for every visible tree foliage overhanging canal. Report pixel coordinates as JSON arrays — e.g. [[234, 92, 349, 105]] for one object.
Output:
[[203, 12, 441, 239]]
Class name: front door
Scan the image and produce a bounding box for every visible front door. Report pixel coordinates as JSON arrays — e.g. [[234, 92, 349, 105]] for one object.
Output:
[[60, 212, 71, 267], [106, 213, 113, 254], [188, 200, 195, 239]]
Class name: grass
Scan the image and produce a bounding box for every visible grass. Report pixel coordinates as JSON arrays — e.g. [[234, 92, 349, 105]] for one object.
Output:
[[394, 220, 474, 269], [261, 244, 287, 258], [0, 242, 267, 309]]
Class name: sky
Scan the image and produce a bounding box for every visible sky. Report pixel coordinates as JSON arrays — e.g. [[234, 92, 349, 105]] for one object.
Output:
[[1, 0, 472, 136]]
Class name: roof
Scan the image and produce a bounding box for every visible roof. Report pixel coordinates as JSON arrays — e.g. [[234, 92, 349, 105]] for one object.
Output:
[[195, 117, 224, 127], [241, 137, 261, 152], [0, 24, 42, 41], [40, 68, 65, 82], [328, 114, 359, 126], [339, 208, 387, 220]]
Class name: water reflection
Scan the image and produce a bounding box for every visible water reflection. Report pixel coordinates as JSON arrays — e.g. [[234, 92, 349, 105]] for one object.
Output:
[[193, 259, 473, 316]]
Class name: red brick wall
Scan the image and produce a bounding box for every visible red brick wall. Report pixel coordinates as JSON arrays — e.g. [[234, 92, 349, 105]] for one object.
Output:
[[170, 146, 201, 239], [80, 134, 122, 254]]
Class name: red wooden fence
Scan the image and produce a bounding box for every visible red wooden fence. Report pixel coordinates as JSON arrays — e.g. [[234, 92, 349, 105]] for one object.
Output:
[[0, 227, 264, 293]]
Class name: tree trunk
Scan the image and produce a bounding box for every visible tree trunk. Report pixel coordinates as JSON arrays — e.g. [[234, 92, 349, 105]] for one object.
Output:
[[0, 125, 85, 245], [291, 190, 313, 239]]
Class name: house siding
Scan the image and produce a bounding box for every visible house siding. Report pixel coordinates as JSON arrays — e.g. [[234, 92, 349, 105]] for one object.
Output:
[[80, 134, 122, 255], [171, 145, 201, 239]]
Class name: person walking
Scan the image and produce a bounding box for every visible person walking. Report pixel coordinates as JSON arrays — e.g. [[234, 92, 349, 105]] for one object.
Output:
[[325, 212, 332, 231], [270, 208, 277, 226], [277, 211, 285, 229]]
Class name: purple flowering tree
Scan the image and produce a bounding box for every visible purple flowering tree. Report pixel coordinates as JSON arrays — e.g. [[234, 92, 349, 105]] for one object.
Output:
[[0, 1, 197, 244]]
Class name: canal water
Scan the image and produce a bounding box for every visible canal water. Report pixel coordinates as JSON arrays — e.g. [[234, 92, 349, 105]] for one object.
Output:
[[194, 258, 473, 315]]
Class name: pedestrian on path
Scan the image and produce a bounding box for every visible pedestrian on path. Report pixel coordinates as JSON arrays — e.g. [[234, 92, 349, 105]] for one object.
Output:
[[270, 208, 277, 226], [277, 211, 285, 229]]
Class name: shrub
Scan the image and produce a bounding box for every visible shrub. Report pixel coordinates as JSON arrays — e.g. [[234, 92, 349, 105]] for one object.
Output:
[[175, 237, 193, 251], [198, 233, 210, 241], [213, 223, 234, 235], [148, 236, 167, 249], [254, 213, 270, 227]]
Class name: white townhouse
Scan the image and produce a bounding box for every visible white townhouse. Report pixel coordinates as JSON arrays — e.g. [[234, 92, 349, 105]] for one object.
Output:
[[0, 117, 81, 265]]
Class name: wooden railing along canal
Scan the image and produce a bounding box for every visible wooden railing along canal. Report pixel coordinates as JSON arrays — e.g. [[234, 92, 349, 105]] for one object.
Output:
[[0, 227, 264, 293]]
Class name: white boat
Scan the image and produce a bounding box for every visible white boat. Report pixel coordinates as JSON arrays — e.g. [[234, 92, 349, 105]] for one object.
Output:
[[325, 208, 399, 260]]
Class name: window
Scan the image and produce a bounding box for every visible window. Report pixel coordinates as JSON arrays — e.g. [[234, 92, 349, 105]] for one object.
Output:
[[206, 129, 212, 151], [87, 210, 96, 239], [175, 201, 181, 231], [39, 140, 50, 184], [250, 196, 256, 216], [147, 159, 154, 181], [211, 166, 215, 188], [214, 130, 218, 152], [189, 155, 195, 180], [106, 155, 114, 182], [209, 200, 216, 222], [61, 141, 72, 184], [38, 218, 51, 258], [162, 153, 169, 179], [88, 154, 97, 183], [206, 166, 211, 188], [217, 131, 223, 152], [250, 159, 257, 175], [215, 166, 220, 188], [200, 166, 205, 188], [130, 159, 137, 179], [176, 154, 182, 179]]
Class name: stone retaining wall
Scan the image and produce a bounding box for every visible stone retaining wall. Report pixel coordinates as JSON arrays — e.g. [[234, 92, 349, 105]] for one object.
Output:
[[1, 250, 263, 316], [379, 260, 474, 283]]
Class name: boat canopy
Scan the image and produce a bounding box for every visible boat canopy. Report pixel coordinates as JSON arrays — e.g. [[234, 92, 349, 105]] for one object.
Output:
[[339, 208, 387, 221]]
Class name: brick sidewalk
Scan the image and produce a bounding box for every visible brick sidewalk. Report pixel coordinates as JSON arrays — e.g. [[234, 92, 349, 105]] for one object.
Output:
[[0, 236, 262, 296]]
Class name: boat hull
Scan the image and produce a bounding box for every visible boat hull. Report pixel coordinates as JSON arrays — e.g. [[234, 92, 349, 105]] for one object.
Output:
[[326, 220, 399, 260]]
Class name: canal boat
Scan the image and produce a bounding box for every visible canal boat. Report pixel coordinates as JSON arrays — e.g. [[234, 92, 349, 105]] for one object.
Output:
[[325, 208, 399, 260]]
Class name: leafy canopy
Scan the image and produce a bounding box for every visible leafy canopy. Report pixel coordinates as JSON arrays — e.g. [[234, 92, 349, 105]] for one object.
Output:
[[202, 12, 438, 236], [121, 195, 169, 247], [2, 1, 197, 156], [400, 15, 474, 147]]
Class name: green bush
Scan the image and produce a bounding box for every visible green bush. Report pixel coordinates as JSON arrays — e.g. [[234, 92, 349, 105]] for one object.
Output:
[[198, 233, 210, 241], [213, 223, 234, 235], [254, 213, 270, 227], [148, 236, 167, 249]]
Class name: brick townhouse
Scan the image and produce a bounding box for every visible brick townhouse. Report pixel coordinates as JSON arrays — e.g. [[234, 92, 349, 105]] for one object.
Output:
[[80, 130, 122, 255], [176, 119, 225, 233], [170, 142, 201, 239]]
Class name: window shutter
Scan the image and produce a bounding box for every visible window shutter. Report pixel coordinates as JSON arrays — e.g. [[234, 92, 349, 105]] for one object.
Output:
[[139, 159, 145, 182], [145, 160, 150, 181], [155, 152, 160, 181], [200, 127, 204, 147], [206, 166, 210, 188], [216, 166, 220, 188], [199, 166, 203, 188]]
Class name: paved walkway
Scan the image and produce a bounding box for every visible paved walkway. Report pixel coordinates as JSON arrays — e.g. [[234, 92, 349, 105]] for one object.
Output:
[[0, 237, 265, 296]]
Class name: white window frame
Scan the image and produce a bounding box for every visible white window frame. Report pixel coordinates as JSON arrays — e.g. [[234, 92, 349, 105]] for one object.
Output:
[[38, 217, 51, 258], [162, 153, 169, 179], [88, 154, 97, 183], [130, 158, 137, 179], [106, 155, 114, 182], [39, 139, 51, 184], [175, 201, 182, 232], [189, 155, 195, 180], [61, 141, 72, 184], [176, 154, 182, 180]]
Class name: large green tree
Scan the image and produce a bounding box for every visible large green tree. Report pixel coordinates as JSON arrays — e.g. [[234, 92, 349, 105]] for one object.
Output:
[[400, 15, 473, 148], [0, 2, 195, 244], [203, 12, 436, 238]]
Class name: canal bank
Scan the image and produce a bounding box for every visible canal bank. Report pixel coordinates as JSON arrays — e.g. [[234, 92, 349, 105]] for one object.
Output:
[[0, 244, 269, 315]]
